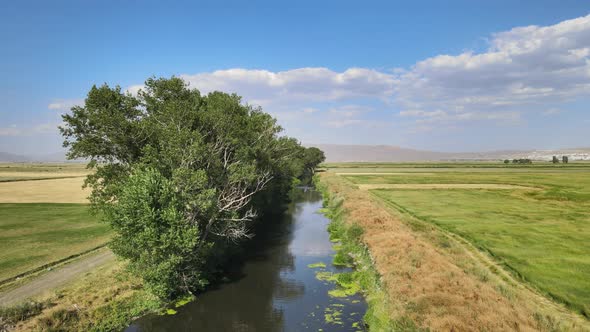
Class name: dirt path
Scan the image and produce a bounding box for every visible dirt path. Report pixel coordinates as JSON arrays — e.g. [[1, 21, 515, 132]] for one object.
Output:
[[0, 249, 115, 306]]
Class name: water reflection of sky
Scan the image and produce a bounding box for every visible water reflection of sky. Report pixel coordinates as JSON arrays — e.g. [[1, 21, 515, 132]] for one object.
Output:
[[275, 190, 366, 331], [288, 199, 334, 257]]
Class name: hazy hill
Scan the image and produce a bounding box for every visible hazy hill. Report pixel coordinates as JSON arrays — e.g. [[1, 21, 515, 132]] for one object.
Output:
[[2, 146, 589, 163], [0, 151, 83, 163], [0, 152, 31, 162], [313, 144, 590, 162]]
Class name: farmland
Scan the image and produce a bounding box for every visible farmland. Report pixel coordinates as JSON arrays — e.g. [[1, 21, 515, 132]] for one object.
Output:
[[2, 160, 589, 330], [0, 163, 155, 332], [0, 203, 107, 281], [326, 161, 590, 319], [0, 164, 108, 282], [0, 163, 90, 182], [0, 178, 89, 204]]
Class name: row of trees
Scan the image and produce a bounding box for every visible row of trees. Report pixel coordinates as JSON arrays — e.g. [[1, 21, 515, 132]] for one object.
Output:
[[552, 156, 569, 163], [504, 156, 571, 165], [504, 158, 532, 164], [61, 77, 325, 299]]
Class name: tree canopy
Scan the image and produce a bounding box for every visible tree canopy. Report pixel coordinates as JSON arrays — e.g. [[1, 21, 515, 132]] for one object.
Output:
[[303, 147, 326, 175], [61, 77, 324, 298]]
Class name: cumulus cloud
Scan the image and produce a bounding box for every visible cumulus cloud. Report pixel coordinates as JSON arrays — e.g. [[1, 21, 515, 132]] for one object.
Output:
[[48, 99, 84, 112], [394, 14, 590, 122], [179, 67, 395, 106], [322, 104, 384, 128], [127, 68, 394, 104], [126, 69, 393, 131], [117, 14, 590, 135], [125, 85, 143, 96]]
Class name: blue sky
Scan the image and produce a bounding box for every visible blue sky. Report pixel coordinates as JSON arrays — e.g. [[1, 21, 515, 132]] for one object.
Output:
[[1, 0, 590, 155]]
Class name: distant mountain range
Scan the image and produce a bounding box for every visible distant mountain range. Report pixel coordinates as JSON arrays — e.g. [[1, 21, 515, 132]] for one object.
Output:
[[312, 144, 590, 162], [0, 152, 31, 162], [2, 145, 589, 163], [0, 151, 75, 163]]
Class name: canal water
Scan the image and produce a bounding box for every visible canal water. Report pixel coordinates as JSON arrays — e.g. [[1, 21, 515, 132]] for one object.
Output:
[[126, 188, 367, 331]]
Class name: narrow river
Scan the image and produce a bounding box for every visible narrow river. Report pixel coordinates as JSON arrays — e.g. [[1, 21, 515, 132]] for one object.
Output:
[[126, 188, 367, 331]]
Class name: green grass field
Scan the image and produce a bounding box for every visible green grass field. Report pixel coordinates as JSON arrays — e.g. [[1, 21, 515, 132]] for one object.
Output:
[[325, 161, 590, 169], [0, 203, 109, 281], [0, 163, 110, 282], [330, 163, 590, 316]]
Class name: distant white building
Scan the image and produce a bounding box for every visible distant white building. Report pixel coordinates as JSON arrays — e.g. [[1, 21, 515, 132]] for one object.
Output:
[[523, 151, 590, 161]]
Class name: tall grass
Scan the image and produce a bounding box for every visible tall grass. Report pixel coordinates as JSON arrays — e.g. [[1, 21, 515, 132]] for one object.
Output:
[[349, 167, 590, 317], [0, 301, 46, 331], [316, 177, 418, 331]]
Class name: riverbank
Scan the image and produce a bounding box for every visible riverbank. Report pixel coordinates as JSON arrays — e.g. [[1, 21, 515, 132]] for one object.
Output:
[[0, 260, 163, 331], [6, 188, 355, 332], [315, 177, 397, 331], [125, 187, 368, 331], [316, 171, 590, 331]]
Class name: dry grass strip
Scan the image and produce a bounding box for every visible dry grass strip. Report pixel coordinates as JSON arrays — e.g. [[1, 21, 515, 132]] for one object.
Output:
[[319, 172, 589, 331], [357, 183, 541, 190], [0, 177, 89, 203], [0, 171, 89, 180]]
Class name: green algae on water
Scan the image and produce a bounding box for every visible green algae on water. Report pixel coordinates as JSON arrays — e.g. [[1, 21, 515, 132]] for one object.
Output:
[[307, 262, 327, 269], [174, 295, 195, 308], [315, 271, 337, 282], [324, 307, 344, 325], [328, 287, 358, 298]]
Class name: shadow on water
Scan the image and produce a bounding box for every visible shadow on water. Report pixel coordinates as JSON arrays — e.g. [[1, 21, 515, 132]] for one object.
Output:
[[126, 188, 367, 332]]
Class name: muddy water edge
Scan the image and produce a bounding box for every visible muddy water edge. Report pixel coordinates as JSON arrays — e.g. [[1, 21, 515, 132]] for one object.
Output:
[[125, 188, 368, 331]]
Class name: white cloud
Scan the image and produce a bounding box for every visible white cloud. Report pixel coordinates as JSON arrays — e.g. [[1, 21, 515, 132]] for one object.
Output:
[[126, 69, 393, 131], [325, 119, 385, 128], [0, 127, 21, 136], [322, 104, 384, 128], [542, 108, 564, 116], [114, 15, 590, 137], [399, 109, 447, 118], [126, 85, 143, 96], [328, 105, 372, 118], [179, 67, 395, 106], [393, 14, 590, 123], [48, 99, 84, 112], [0, 122, 62, 136], [406, 110, 521, 125]]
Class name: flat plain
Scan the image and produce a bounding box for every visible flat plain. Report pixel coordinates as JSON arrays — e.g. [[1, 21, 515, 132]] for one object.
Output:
[[328, 161, 590, 317], [0, 177, 89, 203], [0, 163, 90, 182], [0, 163, 109, 282]]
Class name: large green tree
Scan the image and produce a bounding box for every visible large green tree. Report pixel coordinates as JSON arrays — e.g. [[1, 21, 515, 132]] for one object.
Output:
[[61, 77, 317, 298], [302, 146, 326, 177]]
